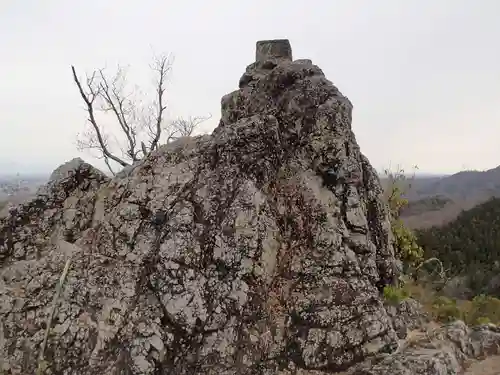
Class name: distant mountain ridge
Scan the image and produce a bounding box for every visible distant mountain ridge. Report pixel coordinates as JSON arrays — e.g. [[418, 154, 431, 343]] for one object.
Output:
[[385, 165, 500, 229], [409, 165, 500, 201]]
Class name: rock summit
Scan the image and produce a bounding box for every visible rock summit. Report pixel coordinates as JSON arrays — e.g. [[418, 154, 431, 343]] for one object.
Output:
[[1, 39, 405, 374]]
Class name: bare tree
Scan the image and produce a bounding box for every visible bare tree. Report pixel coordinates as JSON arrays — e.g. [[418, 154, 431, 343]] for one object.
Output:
[[71, 53, 209, 175]]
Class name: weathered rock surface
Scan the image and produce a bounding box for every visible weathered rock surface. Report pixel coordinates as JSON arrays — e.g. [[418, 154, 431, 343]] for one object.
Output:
[[0, 39, 434, 374], [386, 298, 428, 339], [0, 158, 108, 263], [349, 320, 500, 375]]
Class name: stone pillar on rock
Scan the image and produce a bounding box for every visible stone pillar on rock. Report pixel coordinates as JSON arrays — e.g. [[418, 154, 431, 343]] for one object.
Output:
[[255, 39, 293, 62]]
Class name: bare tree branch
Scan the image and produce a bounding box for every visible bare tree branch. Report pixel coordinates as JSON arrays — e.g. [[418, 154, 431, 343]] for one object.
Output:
[[164, 115, 212, 144], [97, 67, 139, 162], [141, 141, 148, 157], [71, 66, 130, 168], [104, 156, 115, 176], [71, 53, 209, 173], [149, 55, 170, 152]]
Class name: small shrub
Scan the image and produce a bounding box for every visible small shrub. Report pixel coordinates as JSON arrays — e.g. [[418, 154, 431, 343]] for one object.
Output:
[[463, 294, 500, 326], [383, 285, 410, 305], [432, 296, 462, 323], [404, 278, 500, 327], [392, 219, 424, 268], [383, 166, 424, 270], [475, 316, 491, 325]]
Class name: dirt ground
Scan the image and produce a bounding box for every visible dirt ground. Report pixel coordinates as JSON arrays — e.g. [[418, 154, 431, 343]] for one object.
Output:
[[464, 356, 500, 375]]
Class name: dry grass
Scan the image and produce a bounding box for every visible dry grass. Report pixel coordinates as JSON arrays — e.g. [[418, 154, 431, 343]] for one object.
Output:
[[36, 256, 72, 375]]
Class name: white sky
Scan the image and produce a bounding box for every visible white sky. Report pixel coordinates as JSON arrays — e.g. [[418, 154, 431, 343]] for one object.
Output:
[[1, 0, 499, 175]]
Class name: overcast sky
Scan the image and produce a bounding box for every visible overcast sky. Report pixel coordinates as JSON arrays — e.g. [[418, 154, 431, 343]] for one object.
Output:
[[1, 0, 499, 175]]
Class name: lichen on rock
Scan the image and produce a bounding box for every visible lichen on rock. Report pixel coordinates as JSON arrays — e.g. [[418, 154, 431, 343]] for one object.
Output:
[[1, 39, 409, 374]]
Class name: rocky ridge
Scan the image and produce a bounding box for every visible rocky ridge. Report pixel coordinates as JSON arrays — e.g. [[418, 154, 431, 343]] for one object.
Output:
[[0, 39, 498, 374]]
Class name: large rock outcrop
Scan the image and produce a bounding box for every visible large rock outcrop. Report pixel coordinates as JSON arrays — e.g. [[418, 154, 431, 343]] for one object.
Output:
[[0, 40, 402, 374]]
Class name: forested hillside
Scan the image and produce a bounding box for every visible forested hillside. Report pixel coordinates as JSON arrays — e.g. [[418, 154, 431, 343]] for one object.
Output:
[[417, 197, 500, 295]]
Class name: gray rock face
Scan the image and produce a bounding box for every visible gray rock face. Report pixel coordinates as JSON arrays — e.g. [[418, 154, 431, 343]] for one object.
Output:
[[351, 321, 500, 375], [0, 159, 108, 262], [386, 298, 428, 339], [0, 40, 401, 374]]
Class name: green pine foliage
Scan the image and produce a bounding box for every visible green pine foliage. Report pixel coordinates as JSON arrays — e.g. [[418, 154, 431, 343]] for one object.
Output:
[[416, 197, 500, 294]]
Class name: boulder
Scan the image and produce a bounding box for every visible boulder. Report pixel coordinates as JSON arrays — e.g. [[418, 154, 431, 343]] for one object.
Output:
[[350, 321, 500, 375]]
